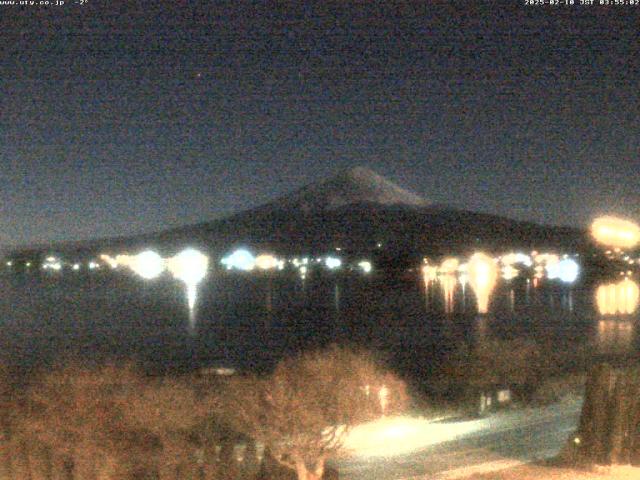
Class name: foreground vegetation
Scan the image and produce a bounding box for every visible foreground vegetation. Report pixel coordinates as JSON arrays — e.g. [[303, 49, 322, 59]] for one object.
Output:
[[0, 346, 407, 480], [470, 463, 640, 480], [0, 337, 595, 480]]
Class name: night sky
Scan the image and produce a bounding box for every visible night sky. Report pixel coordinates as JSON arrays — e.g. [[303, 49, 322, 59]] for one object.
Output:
[[2, 2, 639, 247]]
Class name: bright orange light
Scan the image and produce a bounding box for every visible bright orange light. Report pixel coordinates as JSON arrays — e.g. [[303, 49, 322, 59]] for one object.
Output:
[[421, 265, 438, 287], [502, 265, 519, 281], [439, 258, 459, 275], [99, 254, 119, 269], [255, 254, 279, 270], [591, 216, 640, 249], [534, 253, 559, 266], [596, 278, 640, 316], [467, 252, 498, 314]]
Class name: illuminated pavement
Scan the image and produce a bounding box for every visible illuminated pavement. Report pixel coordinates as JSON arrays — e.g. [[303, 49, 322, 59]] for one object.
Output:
[[334, 398, 582, 480]]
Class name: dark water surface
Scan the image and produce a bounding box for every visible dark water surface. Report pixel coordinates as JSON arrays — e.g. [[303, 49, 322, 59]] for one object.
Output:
[[0, 269, 637, 375]]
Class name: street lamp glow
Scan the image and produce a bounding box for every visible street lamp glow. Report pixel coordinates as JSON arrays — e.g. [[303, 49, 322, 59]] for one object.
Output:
[[255, 254, 279, 270], [167, 249, 209, 289], [221, 249, 255, 271], [422, 265, 438, 284], [128, 250, 165, 279], [467, 252, 498, 314], [325, 256, 342, 270], [502, 265, 519, 281], [591, 216, 640, 249], [439, 257, 459, 275], [558, 258, 579, 283], [358, 260, 372, 274]]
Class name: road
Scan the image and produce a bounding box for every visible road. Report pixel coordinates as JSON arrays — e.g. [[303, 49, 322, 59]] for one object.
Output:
[[334, 398, 582, 480]]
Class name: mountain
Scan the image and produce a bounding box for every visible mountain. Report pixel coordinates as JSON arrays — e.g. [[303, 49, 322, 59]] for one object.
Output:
[[117, 167, 586, 256], [257, 166, 429, 214], [7, 167, 589, 260]]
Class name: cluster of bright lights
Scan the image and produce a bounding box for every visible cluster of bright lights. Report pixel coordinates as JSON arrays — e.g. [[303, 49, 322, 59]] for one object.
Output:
[[100, 254, 119, 269], [592, 216, 640, 249], [101, 248, 209, 330], [439, 257, 460, 275], [42, 256, 62, 271], [546, 258, 580, 284], [534, 253, 560, 266], [219, 249, 375, 277], [502, 265, 519, 281], [596, 278, 640, 316], [292, 257, 309, 268], [501, 252, 533, 268]]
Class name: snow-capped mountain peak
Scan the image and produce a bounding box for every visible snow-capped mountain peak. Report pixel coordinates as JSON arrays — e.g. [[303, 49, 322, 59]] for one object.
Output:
[[268, 167, 429, 213]]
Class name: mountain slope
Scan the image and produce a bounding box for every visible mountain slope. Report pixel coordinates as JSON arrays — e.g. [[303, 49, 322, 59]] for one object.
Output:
[[7, 167, 588, 258], [254, 166, 429, 215]]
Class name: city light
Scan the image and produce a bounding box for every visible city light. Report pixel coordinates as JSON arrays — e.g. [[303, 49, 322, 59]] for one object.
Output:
[[129, 250, 165, 280], [547, 258, 580, 284], [42, 256, 62, 271], [439, 257, 459, 275], [357, 260, 372, 274], [325, 256, 342, 270], [591, 216, 640, 249], [467, 252, 498, 314], [501, 252, 532, 267], [99, 254, 120, 269], [255, 254, 279, 270], [501, 265, 519, 281], [422, 265, 438, 283], [167, 248, 209, 329], [221, 249, 255, 271], [596, 278, 639, 316]]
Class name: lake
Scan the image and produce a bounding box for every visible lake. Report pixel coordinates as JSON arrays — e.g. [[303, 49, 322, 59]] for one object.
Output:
[[0, 267, 637, 376]]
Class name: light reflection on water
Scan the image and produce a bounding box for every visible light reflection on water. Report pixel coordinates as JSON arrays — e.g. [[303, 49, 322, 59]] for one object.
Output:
[[0, 271, 637, 372], [596, 320, 635, 355]]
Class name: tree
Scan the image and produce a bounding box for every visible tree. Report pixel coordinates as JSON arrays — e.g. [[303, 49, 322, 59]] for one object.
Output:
[[19, 363, 142, 480], [221, 345, 408, 480], [117, 375, 209, 480], [569, 363, 640, 466]]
